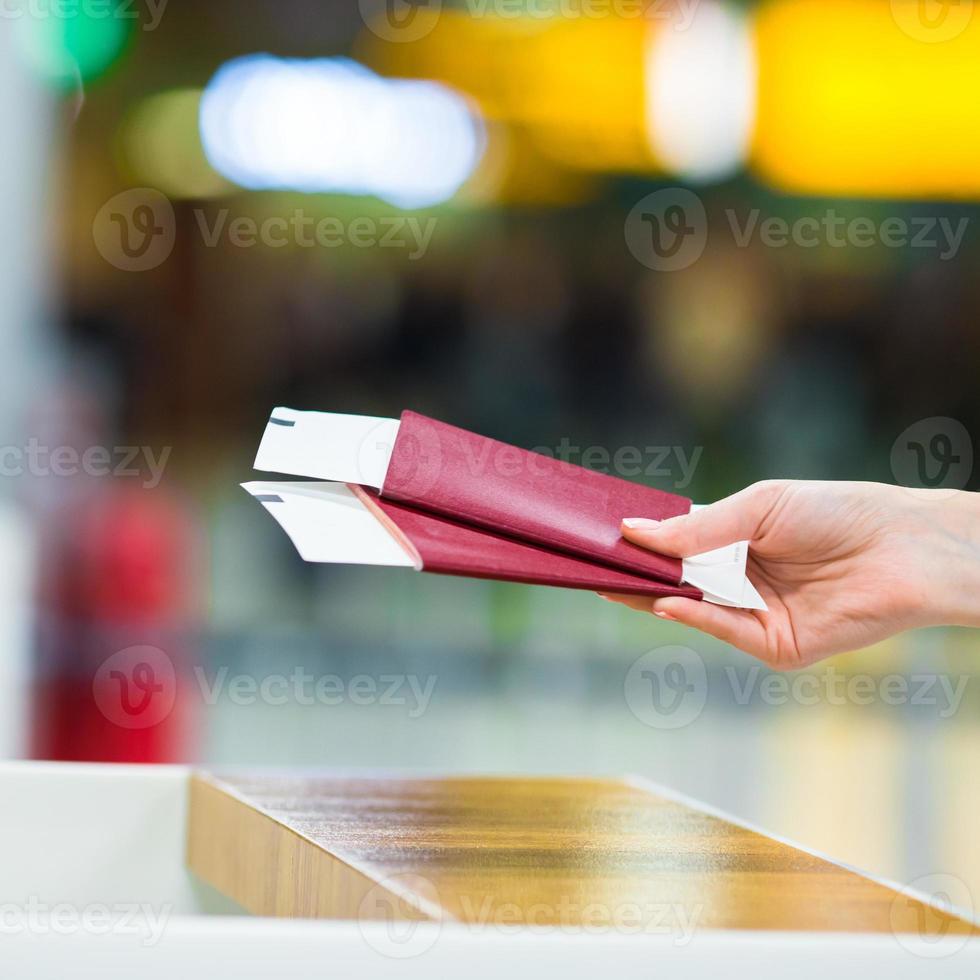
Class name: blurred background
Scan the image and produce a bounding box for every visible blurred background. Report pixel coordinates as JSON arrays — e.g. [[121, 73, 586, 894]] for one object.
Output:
[[2, 0, 980, 911]]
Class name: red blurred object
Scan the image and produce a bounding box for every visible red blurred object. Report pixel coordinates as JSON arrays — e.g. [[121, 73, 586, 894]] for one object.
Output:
[[31, 485, 201, 763]]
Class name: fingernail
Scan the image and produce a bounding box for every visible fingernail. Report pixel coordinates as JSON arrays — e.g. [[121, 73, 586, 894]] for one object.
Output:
[[654, 611, 677, 621], [622, 518, 661, 530]]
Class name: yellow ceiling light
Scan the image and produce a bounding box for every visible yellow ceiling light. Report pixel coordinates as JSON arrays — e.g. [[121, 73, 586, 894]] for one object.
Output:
[[507, 16, 656, 173], [360, 10, 661, 174], [753, 0, 980, 199], [356, 10, 523, 120]]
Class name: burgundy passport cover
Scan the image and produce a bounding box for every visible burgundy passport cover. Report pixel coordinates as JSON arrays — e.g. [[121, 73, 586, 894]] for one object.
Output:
[[353, 487, 702, 599], [380, 410, 692, 586]]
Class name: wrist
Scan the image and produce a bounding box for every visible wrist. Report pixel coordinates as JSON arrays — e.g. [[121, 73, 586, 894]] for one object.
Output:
[[911, 489, 980, 628]]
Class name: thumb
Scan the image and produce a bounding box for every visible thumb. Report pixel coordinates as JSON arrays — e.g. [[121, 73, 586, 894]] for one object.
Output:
[[621, 480, 788, 558]]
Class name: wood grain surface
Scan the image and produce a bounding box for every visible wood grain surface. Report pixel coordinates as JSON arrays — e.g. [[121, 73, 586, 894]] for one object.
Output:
[[187, 772, 977, 936]]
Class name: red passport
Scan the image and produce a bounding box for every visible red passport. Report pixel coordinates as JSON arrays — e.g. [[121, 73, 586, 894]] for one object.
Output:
[[382, 411, 691, 585], [356, 486, 701, 599]]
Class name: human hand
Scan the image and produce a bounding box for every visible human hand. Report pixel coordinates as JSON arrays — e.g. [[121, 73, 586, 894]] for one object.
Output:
[[602, 481, 980, 670]]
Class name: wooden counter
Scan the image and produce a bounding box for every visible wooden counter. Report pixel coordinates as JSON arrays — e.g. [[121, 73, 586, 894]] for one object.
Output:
[[187, 772, 976, 937]]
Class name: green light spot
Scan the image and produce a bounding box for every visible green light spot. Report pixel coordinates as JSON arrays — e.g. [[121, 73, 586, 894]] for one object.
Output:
[[17, 1, 132, 87]]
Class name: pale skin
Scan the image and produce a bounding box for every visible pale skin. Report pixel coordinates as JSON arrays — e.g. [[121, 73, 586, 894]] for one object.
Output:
[[601, 480, 980, 671]]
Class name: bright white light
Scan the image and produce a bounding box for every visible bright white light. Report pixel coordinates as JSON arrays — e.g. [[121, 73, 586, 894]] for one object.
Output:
[[200, 55, 485, 209], [644, 2, 755, 182]]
